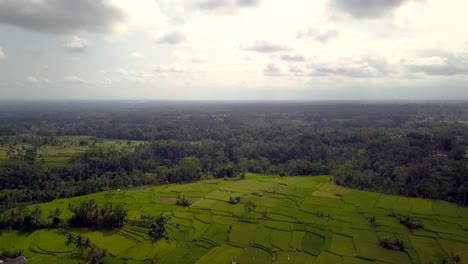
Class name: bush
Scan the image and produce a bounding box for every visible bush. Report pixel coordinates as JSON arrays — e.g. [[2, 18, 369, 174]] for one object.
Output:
[[0, 248, 24, 259], [379, 238, 404, 252], [399, 216, 424, 230], [176, 196, 191, 207], [229, 196, 241, 204]]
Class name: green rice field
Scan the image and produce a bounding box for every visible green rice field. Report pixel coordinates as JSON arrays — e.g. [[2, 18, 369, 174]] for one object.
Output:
[[1, 173, 467, 263], [0, 136, 144, 167]]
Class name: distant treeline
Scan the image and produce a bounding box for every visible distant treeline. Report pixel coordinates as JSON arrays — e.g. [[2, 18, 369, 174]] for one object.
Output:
[[0, 102, 467, 210]]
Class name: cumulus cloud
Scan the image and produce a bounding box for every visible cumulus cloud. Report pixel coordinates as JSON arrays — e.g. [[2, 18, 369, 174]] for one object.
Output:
[[310, 57, 393, 78], [0, 47, 5, 61], [64, 36, 89, 52], [64, 76, 86, 84], [289, 65, 305, 73], [130, 52, 144, 59], [23, 76, 52, 85], [0, 0, 125, 34], [329, 0, 411, 18], [154, 64, 186, 73], [157, 31, 186, 45], [237, 0, 260, 7], [263, 63, 281, 76], [296, 28, 339, 43], [24, 76, 40, 85], [279, 53, 306, 62], [404, 53, 468, 76], [240, 41, 290, 53], [194, 0, 259, 11]]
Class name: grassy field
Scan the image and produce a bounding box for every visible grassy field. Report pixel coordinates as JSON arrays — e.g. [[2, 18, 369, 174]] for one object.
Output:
[[1, 173, 468, 263], [0, 136, 144, 167]]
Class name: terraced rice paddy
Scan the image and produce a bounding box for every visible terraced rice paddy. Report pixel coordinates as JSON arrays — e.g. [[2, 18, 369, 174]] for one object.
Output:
[[1, 173, 467, 263]]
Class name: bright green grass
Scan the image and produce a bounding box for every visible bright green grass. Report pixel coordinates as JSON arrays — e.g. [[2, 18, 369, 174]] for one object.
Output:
[[2, 173, 468, 264]]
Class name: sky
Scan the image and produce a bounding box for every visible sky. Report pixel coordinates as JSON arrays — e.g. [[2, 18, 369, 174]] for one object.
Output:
[[0, 0, 468, 100]]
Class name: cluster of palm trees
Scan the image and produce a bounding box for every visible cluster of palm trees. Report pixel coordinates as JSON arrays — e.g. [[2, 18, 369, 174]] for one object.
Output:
[[64, 233, 109, 264]]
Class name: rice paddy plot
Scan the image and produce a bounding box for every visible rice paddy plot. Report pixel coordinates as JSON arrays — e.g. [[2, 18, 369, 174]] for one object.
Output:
[[303, 195, 345, 208], [253, 226, 277, 253], [270, 230, 291, 251], [157, 243, 211, 264], [302, 232, 326, 256], [343, 190, 380, 209], [439, 239, 468, 263], [275, 251, 316, 263], [234, 247, 271, 264], [200, 224, 230, 245], [3, 174, 468, 263], [315, 251, 342, 264], [355, 242, 412, 264], [409, 235, 446, 264], [376, 194, 398, 210], [72, 230, 137, 256], [290, 231, 305, 251], [229, 222, 257, 246], [432, 200, 460, 217], [195, 245, 243, 264], [410, 198, 433, 215], [329, 234, 356, 256]]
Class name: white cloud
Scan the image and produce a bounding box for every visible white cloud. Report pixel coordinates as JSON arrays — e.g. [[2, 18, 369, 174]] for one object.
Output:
[[263, 63, 282, 76], [156, 31, 187, 45], [279, 53, 306, 62], [24, 76, 40, 85], [3, 0, 468, 99], [130, 52, 144, 59], [296, 28, 339, 43], [110, 0, 168, 36], [64, 36, 89, 52], [240, 41, 290, 53], [154, 64, 186, 73], [0, 0, 124, 34], [0, 46, 4, 61], [23, 76, 53, 85], [64, 76, 86, 84]]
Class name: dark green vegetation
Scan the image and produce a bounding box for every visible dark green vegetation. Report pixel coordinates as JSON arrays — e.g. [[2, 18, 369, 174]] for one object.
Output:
[[0, 102, 467, 212], [0, 101, 467, 263], [0, 174, 467, 263]]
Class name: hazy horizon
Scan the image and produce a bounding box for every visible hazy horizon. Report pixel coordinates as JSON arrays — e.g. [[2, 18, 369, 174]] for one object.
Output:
[[1, 0, 468, 100]]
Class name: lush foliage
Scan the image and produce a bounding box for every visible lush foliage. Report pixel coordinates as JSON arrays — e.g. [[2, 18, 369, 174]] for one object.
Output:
[[148, 214, 169, 241], [69, 200, 127, 229], [0, 102, 467, 211], [175, 196, 191, 207], [379, 238, 405, 252], [64, 233, 109, 264]]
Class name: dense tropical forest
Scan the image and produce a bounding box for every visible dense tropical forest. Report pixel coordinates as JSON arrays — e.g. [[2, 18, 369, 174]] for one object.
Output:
[[0, 101, 467, 212]]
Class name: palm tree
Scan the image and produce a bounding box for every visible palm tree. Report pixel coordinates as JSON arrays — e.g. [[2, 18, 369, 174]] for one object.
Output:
[[65, 234, 74, 247], [83, 238, 92, 249], [75, 235, 84, 249]]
